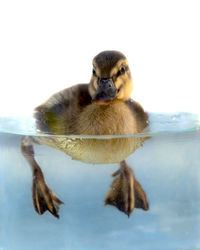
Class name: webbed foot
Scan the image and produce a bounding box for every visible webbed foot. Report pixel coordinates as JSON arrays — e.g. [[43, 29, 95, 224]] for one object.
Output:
[[104, 160, 149, 217], [32, 168, 64, 218], [21, 140, 64, 218]]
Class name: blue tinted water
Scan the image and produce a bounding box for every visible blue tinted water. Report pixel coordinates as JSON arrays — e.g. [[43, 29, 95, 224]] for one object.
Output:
[[0, 113, 200, 250]]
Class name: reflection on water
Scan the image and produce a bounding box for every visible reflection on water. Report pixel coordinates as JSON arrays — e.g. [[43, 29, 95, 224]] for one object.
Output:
[[0, 113, 200, 249]]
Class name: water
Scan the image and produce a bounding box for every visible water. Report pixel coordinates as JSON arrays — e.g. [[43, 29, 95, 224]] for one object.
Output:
[[0, 113, 200, 250]]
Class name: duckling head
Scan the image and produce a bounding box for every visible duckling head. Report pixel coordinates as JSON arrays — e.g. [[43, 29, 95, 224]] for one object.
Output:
[[89, 50, 133, 104]]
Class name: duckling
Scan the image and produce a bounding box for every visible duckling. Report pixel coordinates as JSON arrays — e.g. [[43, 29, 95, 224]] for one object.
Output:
[[21, 50, 149, 218]]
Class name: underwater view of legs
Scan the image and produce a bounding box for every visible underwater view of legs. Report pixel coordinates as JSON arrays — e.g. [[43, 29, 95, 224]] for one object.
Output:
[[21, 137, 149, 219], [21, 136, 63, 218]]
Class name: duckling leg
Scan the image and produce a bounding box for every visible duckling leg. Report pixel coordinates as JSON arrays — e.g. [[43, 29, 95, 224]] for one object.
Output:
[[21, 136, 64, 218], [104, 160, 149, 217]]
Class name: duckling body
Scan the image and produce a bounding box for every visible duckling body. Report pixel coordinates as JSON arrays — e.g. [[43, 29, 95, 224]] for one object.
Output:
[[21, 51, 149, 218], [35, 87, 147, 163]]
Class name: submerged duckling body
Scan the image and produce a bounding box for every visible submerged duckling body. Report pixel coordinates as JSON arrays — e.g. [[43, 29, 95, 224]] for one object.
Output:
[[21, 51, 149, 218]]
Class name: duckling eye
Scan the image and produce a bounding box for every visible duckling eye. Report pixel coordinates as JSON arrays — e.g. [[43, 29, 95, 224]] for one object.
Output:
[[117, 65, 126, 77], [92, 69, 97, 76]]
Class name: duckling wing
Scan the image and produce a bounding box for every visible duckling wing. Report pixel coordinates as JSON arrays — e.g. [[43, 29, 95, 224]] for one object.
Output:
[[125, 99, 149, 132], [34, 84, 91, 134]]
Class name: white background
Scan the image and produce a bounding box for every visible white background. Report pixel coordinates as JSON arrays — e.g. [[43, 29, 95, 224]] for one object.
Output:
[[0, 0, 200, 116]]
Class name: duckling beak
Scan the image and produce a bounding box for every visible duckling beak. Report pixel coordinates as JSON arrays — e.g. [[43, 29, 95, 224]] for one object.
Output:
[[93, 78, 117, 103]]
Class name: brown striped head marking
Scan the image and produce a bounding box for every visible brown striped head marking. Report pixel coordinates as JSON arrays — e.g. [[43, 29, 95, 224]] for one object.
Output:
[[89, 51, 133, 102]]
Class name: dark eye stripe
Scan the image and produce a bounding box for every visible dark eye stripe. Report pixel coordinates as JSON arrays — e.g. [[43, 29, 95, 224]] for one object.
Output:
[[93, 69, 97, 76], [116, 65, 129, 77], [91, 80, 97, 91], [117, 84, 123, 92], [116, 70, 121, 77]]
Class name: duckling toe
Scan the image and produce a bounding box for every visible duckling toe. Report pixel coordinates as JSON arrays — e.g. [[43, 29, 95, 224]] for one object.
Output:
[[104, 161, 149, 217], [134, 179, 149, 211], [32, 174, 64, 219], [104, 165, 134, 217]]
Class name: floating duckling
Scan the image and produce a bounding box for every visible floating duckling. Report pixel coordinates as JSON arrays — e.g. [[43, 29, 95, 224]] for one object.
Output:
[[21, 50, 149, 218]]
